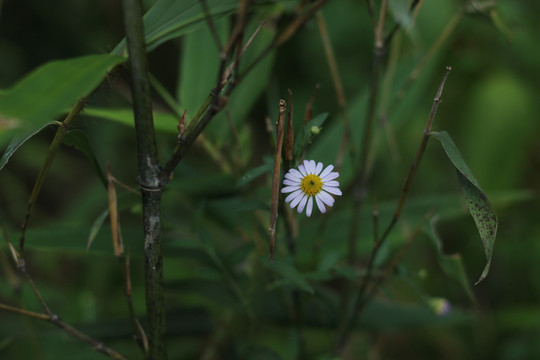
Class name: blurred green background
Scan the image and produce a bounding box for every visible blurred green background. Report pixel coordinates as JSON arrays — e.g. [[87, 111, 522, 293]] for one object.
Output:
[[0, 0, 539, 359]]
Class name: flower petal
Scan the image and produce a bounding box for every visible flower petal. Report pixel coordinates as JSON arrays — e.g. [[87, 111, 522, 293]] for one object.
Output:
[[320, 164, 334, 178], [281, 185, 300, 193], [306, 197, 313, 217], [315, 195, 326, 214], [285, 189, 303, 204], [309, 160, 317, 174], [298, 164, 307, 176], [318, 191, 334, 206], [297, 195, 309, 214], [321, 171, 339, 182], [303, 160, 313, 174], [290, 193, 305, 209], [283, 178, 300, 186], [324, 186, 342, 196], [287, 168, 303, 180], [323, 180, 340, 187], [315, 162, 323, 175]]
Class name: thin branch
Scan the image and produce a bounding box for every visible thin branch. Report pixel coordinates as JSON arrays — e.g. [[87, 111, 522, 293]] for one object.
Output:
[[1, 225, 129, 360], [315, 11, 352, 170], [396, 12, 461, 100], [281, 90, 298, 256], [384, 0, 423, 46], [122, 253, 149, 355], [336, 67, 452, 354], [20, 98, 88, 250], [269, 99, 287, 260], [107, 163, 124, 258], [200, 0, 223, 52], [273, 0, 330, 47], [221, 20, 266, 87], [238, 0, 329, 80], [163, 0, 327, 177], [366, 210, 434, 301], [107, 165, 148, 354]]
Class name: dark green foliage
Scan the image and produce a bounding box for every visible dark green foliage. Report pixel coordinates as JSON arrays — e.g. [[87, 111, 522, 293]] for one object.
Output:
[[0, 0, 539, 359]]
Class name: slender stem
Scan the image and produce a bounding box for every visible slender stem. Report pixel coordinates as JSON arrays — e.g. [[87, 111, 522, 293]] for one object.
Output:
[[0, 303, 128, 360], [365, 210, 434, 301], [122, 253, 149, 355], [316, 11, 352, 170], [269, 99, 287, 260], [20, 98, 87, 250], [336, 67, 452, 353], [0, 303, 49, 320], [346, 2, 387, 267], [282, 90, 297, 256], [2, 225, 129, 360], [121, 0, 166, 359], [396, 12, 461, 100], [238, 0, 329, 80], [200, 0, 223, 52], [163, 0, 322, 178]]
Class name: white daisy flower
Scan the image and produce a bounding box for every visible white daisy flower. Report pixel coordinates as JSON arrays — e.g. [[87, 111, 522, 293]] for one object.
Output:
[[281, 160, 342, 217]]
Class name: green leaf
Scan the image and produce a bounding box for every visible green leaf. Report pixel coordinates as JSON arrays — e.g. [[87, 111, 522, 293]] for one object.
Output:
[[388, 0, 413, 29], [83, 107, 178, 133], [0, 54, 125, 129], [87, 209, 109, 251], [226, 20, 276, 127], [262, 257, 314, 294], [294, 112, 329, 157], [426, 219, 476, 303], [0, 122, 56, 171], [489, 9, 513, 42], [184, 18, 276, 149], [113, 0, 238, 55], [430, 131, 498, 285], [236, 156, 273, 186], [63, 129, 107, 187], [178, 18, 227, 120]]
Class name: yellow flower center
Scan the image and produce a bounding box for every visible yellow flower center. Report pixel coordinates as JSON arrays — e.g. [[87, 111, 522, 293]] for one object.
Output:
[[300, 174, 323, 196]]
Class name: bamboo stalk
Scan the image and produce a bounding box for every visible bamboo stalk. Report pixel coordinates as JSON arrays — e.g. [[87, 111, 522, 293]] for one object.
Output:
[[121, 0, 166, 358]]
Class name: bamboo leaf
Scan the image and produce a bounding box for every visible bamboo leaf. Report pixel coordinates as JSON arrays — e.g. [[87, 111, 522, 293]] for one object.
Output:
[[426, 219, 475, 303], [294, 112, 328, 157], [0, 122, 56, 171], [63, 129, 107, 187], [87, 209, 109, 251], [178, 19, 227, 120], [83, 107, 178, 133], [0, 54, 125, 128], [388, 0, 413, 29], [430, 131, 498, 285], [236, 156, 273, 186], [113, 0, 238, 55]]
